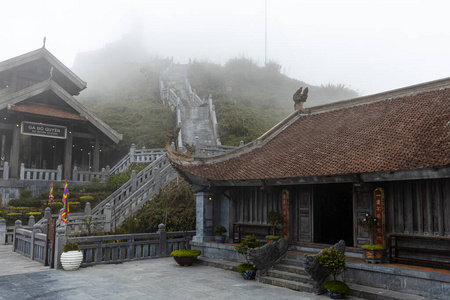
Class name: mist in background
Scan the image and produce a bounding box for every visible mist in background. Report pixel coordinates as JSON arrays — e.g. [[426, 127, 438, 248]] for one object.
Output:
[[1, 0, 449, 95]]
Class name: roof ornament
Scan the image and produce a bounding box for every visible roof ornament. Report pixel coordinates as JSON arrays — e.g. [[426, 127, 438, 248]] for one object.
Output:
[[49, 67, 53, 79], [293, 87, 308, 112], [43, 36, 46, 48]]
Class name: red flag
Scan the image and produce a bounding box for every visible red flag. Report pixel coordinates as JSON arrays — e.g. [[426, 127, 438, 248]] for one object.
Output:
[[61, 179, 69, 224]]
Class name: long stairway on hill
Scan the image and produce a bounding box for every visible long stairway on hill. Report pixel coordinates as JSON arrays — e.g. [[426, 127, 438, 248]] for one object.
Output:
[[160, 63, 222, 149], [88, 64, 237, 229]]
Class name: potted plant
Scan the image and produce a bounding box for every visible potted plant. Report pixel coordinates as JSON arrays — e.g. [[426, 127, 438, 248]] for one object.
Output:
[[235, 235, 263, 279], [60, 242, 83, 271], [214, 225, 227, 243], [357, 213, 384, 263], [265, 210, 283, 243], [170, 249, 201, 266], [318, 248, 350, 299]]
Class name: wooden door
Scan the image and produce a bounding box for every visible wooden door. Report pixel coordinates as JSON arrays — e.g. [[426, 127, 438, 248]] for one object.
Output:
[[291, 188, 312, 244], [353, 184, 373, 247]]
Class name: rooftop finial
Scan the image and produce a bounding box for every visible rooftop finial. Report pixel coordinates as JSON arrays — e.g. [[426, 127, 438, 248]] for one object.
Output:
[[43, 36, 46, 48]]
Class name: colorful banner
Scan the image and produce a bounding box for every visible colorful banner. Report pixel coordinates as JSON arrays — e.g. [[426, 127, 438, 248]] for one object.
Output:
[[48, 182, 54, 204], [282, 190, 289, 237], [61, 179, 69, 224], [374, 187, 385, 247]]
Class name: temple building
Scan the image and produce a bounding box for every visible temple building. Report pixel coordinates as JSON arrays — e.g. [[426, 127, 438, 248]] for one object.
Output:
[[0, 46, 122, 183], [169, 77, 450, 258]]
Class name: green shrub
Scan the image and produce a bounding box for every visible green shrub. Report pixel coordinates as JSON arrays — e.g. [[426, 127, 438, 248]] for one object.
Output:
[[235, 235, 263, 264], [79, 196, 94, 205], [72, 184, 105, 193], [214, 225, 227, 236], [20, 189, 32, 199], [361, 244, 384, 250], [170, 249, 201, 257], [26, 212, 42, 217], [50, 202, 63, 213], [318, 248, 347, 281], [5, 206, 35, 210], [68, 202, 81, 211], [63, 242, 80, 252], [7, 199, 41, 208], [267, 210, 282, 236], [106, 172, 130, 191], [323, 280, 350, 296], [90, 177, 103, 183], [237, 263, 256, 273]]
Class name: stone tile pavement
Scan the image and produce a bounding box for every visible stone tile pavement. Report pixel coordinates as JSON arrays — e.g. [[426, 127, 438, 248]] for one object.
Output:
[[0, 245, 359, 300]]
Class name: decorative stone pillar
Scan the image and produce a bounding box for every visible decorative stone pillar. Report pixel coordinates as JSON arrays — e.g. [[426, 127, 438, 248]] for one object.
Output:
[[54, 226, 67, 269], [104, 203, 111, 233], [192, 192, 214, 242], [157, 224, 167, 256], [0, 219, 6, 245], [130, 143, 136, 163]]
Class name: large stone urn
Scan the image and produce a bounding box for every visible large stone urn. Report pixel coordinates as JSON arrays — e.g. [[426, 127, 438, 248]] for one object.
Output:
[[61, 251, 83, 271]]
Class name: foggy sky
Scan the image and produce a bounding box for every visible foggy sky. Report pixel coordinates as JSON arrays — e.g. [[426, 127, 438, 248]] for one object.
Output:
[[1, 0, 449, 96]]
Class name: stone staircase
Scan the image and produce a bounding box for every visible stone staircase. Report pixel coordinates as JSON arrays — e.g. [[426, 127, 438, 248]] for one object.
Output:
[[257, 250, 435, 300], [259, 251, 314, 293]]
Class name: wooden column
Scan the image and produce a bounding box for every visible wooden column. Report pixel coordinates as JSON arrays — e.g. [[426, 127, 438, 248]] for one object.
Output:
[[10, 124, 21, 178], [93, 137, 100, 172], [63, 127, 73, 180]]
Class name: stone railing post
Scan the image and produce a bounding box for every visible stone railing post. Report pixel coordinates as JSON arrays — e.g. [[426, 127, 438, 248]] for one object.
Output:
[[57, 165, 62, 181], [3, 161, 9, 180], [101, 168, 107, 182], [20, 163, 25, 180], [44, 207, 52, 220], [130, 143, 136, 163], [30, 224, 42, 260], [104, 203, 111, 233], [13, 219, 22, 252], [54, 226, 67, 269], [72, 166, 78, 182], [131, 170, 137, 192], [0, 219, 6, 244], [28, 215, 35, 227], [157, 224, 167, 257], [153, 167, 161, 194], [84, 202, 92, 216]]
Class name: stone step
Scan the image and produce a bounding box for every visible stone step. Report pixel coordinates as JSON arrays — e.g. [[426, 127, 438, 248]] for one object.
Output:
[[285, 250, 310, 261], [266, 269, 312, 284], [347, 283, 432, 300], [278, 257, 304, 267], [272, 263, 309, 276], [258, 276, 314, 293]]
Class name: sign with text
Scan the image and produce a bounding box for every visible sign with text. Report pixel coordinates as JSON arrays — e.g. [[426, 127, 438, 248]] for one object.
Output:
[[374, 187, 385, 247], [282, 190, 290, 237], [21, 121, 67, 139]]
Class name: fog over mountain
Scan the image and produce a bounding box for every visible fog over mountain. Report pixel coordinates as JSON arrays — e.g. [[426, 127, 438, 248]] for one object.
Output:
[[1, 0, 448, 97]]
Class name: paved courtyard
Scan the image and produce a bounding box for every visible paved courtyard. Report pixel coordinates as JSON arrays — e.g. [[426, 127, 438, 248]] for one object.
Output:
[[0, 245, 358, 300]]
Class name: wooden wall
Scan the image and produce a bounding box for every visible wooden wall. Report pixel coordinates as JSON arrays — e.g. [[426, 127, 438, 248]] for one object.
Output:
[[386, 178, 450, 237], [231, 187, 282, 224]]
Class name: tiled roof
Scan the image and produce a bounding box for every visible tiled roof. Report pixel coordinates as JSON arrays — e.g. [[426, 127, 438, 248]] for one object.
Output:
[[9, 103, 87, 121], [178, 88, 450, 181]]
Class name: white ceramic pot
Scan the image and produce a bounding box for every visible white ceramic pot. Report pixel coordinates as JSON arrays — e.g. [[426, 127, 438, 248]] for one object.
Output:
[[61, 250, 83, 271]]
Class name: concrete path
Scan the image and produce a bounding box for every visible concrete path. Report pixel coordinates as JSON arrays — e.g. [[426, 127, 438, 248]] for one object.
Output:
[[0, 245, 354, 300]]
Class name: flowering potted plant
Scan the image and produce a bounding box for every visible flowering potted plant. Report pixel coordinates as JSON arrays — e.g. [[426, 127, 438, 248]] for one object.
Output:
[[357, 213, 384, 263]]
